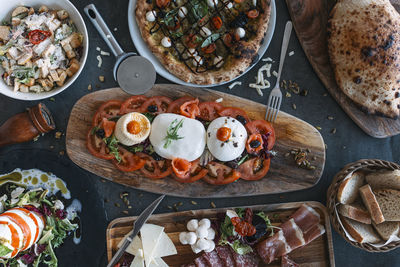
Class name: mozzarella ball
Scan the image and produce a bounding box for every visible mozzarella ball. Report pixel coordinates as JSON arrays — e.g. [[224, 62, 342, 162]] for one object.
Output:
[[186, 232, 197, 245], [196, 225, 209, 239], [187, 219, 199, 231], [146, 10, 156, 22], [195, 238, 210, 251], [200, 27, 212, 38], [199, 218, 211, 228], [161, 37, 171, 48], [213, 55, 224, 68], [204, 240, 216, 252], [191, 244, 202, 254], [193, 56, 203, 66], [236, 27, 246, 39], [179, 232, 189, 245], [225, 1, 233, 8], [207, 0, 218, 7], [178, 6, 188, 18], [188, 48, 197, 57], [206, 228, 215, 240]]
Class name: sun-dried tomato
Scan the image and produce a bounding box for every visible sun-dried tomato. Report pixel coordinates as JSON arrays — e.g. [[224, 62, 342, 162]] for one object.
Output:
[[28, 30, 51, 45], [231, 216, 256, 236]]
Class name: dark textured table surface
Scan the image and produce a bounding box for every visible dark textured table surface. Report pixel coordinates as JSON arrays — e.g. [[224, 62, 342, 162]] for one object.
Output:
[[0, 0, 399, 266]]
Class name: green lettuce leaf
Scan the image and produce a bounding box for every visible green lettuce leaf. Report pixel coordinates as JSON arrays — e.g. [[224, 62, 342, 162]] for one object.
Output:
[[0, 244, 12, 257]]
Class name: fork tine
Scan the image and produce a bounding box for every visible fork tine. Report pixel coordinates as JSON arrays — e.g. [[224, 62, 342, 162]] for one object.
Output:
[[272, 97, 282, 122]]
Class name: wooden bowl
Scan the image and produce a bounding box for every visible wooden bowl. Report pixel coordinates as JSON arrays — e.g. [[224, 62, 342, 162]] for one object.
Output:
[[327, 159, 400, 252]]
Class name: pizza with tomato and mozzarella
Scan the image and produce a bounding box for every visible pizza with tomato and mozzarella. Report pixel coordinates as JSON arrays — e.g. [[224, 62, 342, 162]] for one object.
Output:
[[87, 95, 276, 185], [135, 0, 271, 85]]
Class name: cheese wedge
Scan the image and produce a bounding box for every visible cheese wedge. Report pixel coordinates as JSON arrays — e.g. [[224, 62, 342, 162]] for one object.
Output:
[[130, 255, 145, 267], [140, 224, 165, 267], [153, 232, 177, 258], [117, 231, 143, 256], [147, 257, 169, 267]]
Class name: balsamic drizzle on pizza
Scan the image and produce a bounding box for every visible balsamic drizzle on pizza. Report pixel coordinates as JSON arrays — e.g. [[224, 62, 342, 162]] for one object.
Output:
[[140, 0, 268, 74]]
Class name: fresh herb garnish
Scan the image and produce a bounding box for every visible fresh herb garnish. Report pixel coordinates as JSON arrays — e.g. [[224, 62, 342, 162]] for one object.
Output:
[[13, 66, 36, 81], [219, 215, 253, 255], [142, 112, 156, 123], [127, 144, 144, 153], [188, 0, 208, 23], [229, 240, 253, 255], [104, 135, 121, 163], [201, 33, 220, 48], [237, 154, 249, 166], [161, 9, 178, 28], [256, 211, 280, 236], [235, 208, 245, 218], [163, 119, 184, 148], [170, 31, 184, 39], [90, 126, 100, 135], [0, 244, 12, 257]]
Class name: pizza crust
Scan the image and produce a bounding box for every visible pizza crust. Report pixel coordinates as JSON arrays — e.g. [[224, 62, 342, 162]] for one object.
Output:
[[135, 0, 271, 85]]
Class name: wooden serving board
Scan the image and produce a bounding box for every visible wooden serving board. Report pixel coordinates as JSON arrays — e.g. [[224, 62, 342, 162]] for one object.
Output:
[[66, 85, 325, 198], [286, 0, 400, 138], [106, 201, 335, 267]]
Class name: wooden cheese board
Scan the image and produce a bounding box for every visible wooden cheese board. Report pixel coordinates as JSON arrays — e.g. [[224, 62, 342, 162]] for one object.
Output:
[[66, 85, 325, 198], [106, 201, 335, 267], [285, 0, 400, 138]]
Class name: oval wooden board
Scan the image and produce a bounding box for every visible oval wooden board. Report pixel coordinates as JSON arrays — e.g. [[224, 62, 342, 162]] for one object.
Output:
[[106, 201, 335, 267], [286, 0, 400, 138], [66, 85, 325, 198]]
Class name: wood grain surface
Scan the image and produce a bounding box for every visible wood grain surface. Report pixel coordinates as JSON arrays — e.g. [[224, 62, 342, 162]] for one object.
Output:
[[286, 0, 400, 138], [65, 85, 325, 198], [106, 201, 335, 267]]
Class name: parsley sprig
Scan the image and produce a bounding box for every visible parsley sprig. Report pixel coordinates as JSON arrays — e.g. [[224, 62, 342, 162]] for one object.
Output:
[[163, 119, 184, 148]]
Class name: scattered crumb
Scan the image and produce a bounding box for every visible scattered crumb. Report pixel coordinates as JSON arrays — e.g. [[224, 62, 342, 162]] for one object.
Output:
[[292, 103, 297, 110], [113, 27, 118, 31], [101, 179, 106, 183], [122, 210, 129, 215], [327, 116, 334, 120], [55, 131, 62, 139], [106, 34, 111, 38], [288, 51, 295, 56], [191, 201, 198, 205], [50, 97, 55, 102], [88, 84, 92, 90], [228, 81, 242, 89], [285, 92, 291, 98], [331, 128, 337, 134], [96, 47, 101, 51], [59, 150, 65, 156], [114, 203, 120, 208], [100, 51, 111, 56], [97, 55, 102, 68], [342, 146, 347, 149], [262, 57, 273, 62], [99, 76, 105, 82], [272, 70, 278, 77], [315, 126, 322, 130], [210, 202, 216, 208], [96, 84, 101, 89], [50, 145, 54, 149], [323, 93, 328, 97]]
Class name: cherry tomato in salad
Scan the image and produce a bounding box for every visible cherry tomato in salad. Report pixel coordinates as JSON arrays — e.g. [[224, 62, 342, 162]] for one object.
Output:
[[245, 120, 275, 150], [172, 158, 192, 178], [203, 162, 241, 185], [246, 133, 263, 154], [201, 43, 216, 54], [198, 102, 223, 121], [137, 153, 172, 179], [119, 95, 148, 114], [239, 157, 270, 180], [173, 159, 208, 183], [139, 96, 172, 114], [156, 0, 170, 8], [92, 100, 123, 126], [231, 217, 256, 236], [218, 107, 251, 124], [86, 129, 114, 160], [28, 29, 51, 45], [112, 147, 146, 172], [247, 9, 259, 19], [101, 118, 116, 138], [167, 96, 196, 114], [180, 99, 200, 119], [211, 16, 223, 30]]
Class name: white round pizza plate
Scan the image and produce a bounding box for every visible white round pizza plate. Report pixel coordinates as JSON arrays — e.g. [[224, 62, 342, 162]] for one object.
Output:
[[127, 0, 276, 88]]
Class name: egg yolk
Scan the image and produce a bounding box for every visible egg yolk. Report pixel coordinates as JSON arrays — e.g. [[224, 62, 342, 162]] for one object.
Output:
[[217, 127, 231, 141], [127, 121, 141, 135]]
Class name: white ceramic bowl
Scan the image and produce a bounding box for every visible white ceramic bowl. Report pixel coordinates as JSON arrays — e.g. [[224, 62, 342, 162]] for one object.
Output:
[[0, 0, 88, 101]]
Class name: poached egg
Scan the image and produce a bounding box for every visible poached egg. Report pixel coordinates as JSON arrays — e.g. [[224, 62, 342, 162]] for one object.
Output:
[[206, 116, 247, 161], [149, 113, 206, 161]]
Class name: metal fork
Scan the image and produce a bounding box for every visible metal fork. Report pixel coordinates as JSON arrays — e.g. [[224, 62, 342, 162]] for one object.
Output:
[[265, 21, 293, 122]]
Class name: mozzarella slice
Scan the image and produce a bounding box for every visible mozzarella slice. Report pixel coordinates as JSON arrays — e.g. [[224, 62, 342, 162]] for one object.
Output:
[[0, 221, 18, 258], [115, 112, 151, 146], [4, 209, 37, 250], [0, 216, 24, 252], [206, 116, 247, 161], [140, 224, 164, 267], [150, 113, 206, 161]]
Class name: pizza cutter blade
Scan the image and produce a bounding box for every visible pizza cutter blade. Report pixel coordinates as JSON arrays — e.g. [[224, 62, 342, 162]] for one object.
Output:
[[84, 4, 156, 95]]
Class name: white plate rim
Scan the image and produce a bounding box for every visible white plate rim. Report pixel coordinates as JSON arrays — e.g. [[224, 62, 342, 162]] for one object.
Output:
[[127, 0, 276, 88]]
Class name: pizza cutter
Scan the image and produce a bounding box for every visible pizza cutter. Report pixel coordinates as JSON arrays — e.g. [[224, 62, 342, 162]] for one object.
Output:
[[84, 4, 156, 95]]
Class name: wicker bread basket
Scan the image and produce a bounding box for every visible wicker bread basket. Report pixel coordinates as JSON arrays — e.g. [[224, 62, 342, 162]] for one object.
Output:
[[327, 159, 400, 252]]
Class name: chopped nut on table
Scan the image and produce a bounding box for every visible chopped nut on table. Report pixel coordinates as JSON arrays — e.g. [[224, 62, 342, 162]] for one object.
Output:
[[99, 76, 105, 82]]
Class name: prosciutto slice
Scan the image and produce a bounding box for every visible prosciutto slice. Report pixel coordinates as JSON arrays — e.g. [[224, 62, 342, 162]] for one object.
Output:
[[256, 205, 324, 264], [281, 255, 299, 267]]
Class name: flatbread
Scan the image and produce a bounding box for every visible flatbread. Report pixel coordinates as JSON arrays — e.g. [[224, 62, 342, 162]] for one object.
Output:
[[135, 0, 271, 85], [327, 0, 400, 119]]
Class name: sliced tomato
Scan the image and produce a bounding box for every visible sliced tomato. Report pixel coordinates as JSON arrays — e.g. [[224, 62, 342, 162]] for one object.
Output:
[[137, 153, 172, 179], [185, 34, 201, 48], [202, 43, 216, 54], [3, 211, 31, 250], [167, 96, 196, 114], [239, 157, 270, 180], [119, 95, 148, 114], [247, 9, 259, 19], [112, 147, 146, 172], [86, 128, 114, 160], [246, 133, 263, 154], [173, 159, 208, 183], [139, 96, 172, 114], [203, 162, 241, 185], [92, 100, 123, 126], [211, 16, 223, 30], [245, 120, 275, 150], [0, 220, 19, 256], [101, 118, 116, 138], [156, 0, 170, 8], [172, 158, 192, 178], [180, 99, 200, 119], [198, 102, 223, 121], [13, 208, 40, 244], [223, 33, 233, 47], [218, 107, 251, 124]]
